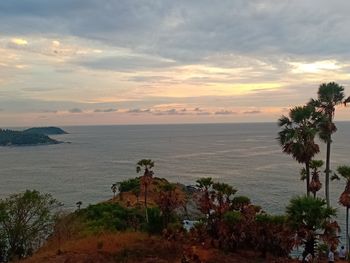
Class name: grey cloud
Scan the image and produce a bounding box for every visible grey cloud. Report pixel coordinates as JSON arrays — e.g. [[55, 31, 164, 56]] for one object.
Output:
[[196, 111, 212, 116], [74, 55, 177, 72], [0, 85, 306, 115], [1, 0, 350, 65], [243, 110, 261, 114], [0, 98, 161, 113], [21, 87, 59, 92], [215, 110, 237, 115], [153, 108, 187, 116], [128, 76, 173, 83], [41, 109, 58, 113], [126, 108, 151, 114], [68, 108, 83, 113], [94, 108, 118, 113]]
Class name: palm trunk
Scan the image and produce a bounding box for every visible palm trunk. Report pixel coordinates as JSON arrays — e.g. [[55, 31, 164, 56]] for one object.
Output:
[[145, 185, 149, 223], [325, 138, 331, 206], [347, 207, 349, 254], [306, 162, 310, 197]]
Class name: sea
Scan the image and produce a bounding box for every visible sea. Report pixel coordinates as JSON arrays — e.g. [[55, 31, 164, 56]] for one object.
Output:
[[0, 122, 349, 244]]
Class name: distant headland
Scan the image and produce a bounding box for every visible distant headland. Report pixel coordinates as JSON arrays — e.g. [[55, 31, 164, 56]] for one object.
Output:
[[0, 127, 68, 146], [23, 127, 68, 136]]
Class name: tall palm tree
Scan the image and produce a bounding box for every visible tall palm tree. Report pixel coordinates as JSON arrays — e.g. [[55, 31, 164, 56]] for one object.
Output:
[[336, 165, 350, 253], [136, 159, 154, 223], [310, 82, 346, 206], [309, 160, 323, 198], [278, 105, 321, 196]]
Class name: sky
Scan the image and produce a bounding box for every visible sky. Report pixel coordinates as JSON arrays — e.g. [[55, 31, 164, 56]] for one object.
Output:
[[0, 0, 350, 126]]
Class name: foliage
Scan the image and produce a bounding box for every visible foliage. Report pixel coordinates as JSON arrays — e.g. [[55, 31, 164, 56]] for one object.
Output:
[[223, 211, 241, 224], [254, 214, 294, 257], [278, 105, 322, 195], [286, 196, 336, 231], [116, 178, 140, 193], [0, 190, 61, 260], [193, 178, 293, 257], [136, 159, 154, 175], [309, 160, 323, 197], [144, 207, 163, 234], [196, 177, 213, 190], [337, 165, 350, 207], [286, 196, 339, 256], [79, 203, 144, 232], [310, 82, 346, 206], [232, 196, 251, 211], [154, 183, 183, 228]]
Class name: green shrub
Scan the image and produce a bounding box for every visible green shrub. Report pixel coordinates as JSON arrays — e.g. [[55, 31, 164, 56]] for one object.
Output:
[[118, 178, 140, 193], [80, 203, 144, 232], [223, 211, 241, 224], [144, 207, 163, 234]]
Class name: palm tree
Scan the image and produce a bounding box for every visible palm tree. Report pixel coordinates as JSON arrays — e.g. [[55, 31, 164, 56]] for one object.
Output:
[[76, 201, 82, 211], [310, 82, 346, 206], [212, 182, 237, 219], [286, 196, 338, 258], [278, 105, 321, 196], [336, 165, 350, 253], [111, 183, 117, 198], [196, 177, 214, 218], [136, 159, 154, 223], [309, 160, 323, 198]]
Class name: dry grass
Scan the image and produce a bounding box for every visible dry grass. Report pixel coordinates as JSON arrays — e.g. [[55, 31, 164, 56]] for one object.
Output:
[[18, 232, 182, 263], [18, 231, 308, 263]]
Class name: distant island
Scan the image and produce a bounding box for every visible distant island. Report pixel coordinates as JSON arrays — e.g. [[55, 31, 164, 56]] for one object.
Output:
[[23, 127, 68, 135], [0, 127, 67, 146]]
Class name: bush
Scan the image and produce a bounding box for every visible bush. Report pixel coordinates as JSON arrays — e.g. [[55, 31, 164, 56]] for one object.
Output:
[[80, 203, 144, 232], [144, 207, 163, 234], [223, 211, 241, 224], [118, 178, 140, 193]]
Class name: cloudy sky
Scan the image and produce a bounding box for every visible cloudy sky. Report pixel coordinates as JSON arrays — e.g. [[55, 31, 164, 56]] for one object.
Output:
[[1, 0, 350, 126]]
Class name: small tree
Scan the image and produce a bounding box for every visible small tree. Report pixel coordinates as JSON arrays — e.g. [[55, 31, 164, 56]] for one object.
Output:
[[111, 183, 117, 198], [0, 190, 61, 260], [76, 201, 82, 211]]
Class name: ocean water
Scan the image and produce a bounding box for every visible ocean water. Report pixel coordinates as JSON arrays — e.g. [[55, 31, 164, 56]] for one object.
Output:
[[0, 122, 349, 241]]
